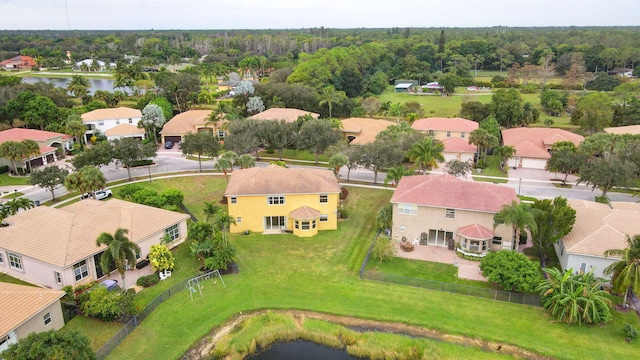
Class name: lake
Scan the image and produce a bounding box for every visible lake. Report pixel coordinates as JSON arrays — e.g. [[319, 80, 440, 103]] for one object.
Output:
[[21, 76, 135, 95], [246, 341, 360, 360]]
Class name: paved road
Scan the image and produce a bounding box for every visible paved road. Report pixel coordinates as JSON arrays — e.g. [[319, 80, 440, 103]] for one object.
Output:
[[5, 151, 637, 204]]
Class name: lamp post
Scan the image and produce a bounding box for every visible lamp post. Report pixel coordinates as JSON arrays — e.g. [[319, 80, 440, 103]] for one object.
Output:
[[147, 164, 152, 182], [518, 178, 522, 195]]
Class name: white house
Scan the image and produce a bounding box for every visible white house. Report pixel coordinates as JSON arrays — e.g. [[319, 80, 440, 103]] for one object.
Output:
[[74, 59, 106, 71], [81, 107, 143, 142]]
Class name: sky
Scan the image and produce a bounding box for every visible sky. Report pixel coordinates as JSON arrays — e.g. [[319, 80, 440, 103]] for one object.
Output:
[[0, 0, 638, 30]]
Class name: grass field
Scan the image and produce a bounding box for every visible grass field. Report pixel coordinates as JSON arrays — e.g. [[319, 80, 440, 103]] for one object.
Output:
[[0, 173, 29, 186], [472, 155, 509, 183], [71, 176, 640, 360]]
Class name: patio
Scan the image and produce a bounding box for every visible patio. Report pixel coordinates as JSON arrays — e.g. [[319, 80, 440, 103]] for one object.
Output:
[[102, 264, 156, 290], [394, 243, 487, 282]]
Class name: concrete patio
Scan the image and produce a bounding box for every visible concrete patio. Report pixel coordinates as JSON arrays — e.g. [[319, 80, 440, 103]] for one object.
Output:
[[394, 243, 487, 282], [102, 264, 155, 290]]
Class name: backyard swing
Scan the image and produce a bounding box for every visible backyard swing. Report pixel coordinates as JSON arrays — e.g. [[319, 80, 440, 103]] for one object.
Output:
[[185, 269, 226, 300]]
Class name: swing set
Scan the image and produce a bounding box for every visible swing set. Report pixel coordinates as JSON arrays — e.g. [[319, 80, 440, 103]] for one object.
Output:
[[185, 269, 226, 300]]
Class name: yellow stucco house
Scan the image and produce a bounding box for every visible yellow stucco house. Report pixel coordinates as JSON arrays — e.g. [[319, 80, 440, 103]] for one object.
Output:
[[224, 165, 341, 237]]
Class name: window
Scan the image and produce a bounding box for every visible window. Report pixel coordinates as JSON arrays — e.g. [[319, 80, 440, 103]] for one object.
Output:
[[445, 208, 455, 219], [217, 130, 225, 139], [492, 237, 502, 245], [312, 220, 316, 229], [319, 214, 328, 222], [73, 260, 89, 281], [43, 312, 51, 326], [295, 220, 299, 229], [128, 118, 133, 124], [116, 119, 120, 124], [0, 252, 4, 265], [165, 224, 180, 241], [229, 196, 237, 204], [8, 253, 22, 271], [301, 221, 310, 230], [428, 130, 435, 136], [236, 217, 242, 223], [54, 271, 62, 285], [446, 131, 451, 137], [397, 203, 417, 215], [579, 262, 587, 274], [98, 120, 104, 126], [462, 238, 467, 248], [461, 132, 466, 139], [267, 196, 285, 205], [319, 194, 328, 203]]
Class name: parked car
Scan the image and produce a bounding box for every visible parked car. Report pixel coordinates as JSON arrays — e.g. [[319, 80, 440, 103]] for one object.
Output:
[[81, 189, 113, 200], [164, 141, 174, 149]]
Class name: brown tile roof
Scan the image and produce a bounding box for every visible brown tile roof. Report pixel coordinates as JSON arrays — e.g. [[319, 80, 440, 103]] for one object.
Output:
[[502, 128, 584, 159], [81, 107, 142, 122], [290, 206, 321, 219], [0, 55, 37, 68], [0, 128, 68, 144], [340, 118, 395, 145], [0, 283, 64, 336], [411, 117, 478, 133], [159, 110, 212, 135], [249, 108, 319, 123], [390, 174, 518, 213], [441, 137, 476, 153], [224, 165, 341, 196], [0, 199, 189, 268], [104, 123, 146, 137], [458, 224, 494, 240], [604, 125, 640, 135], [562, 201, 640, 258]]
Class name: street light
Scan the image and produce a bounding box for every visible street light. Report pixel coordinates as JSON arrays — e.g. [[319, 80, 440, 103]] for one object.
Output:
[[147, 164, 152, 182], [518, 178, 522, 195]]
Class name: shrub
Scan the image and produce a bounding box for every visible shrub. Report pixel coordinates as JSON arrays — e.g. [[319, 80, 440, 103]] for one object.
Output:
[[118, 185, 144, 199], [0, 165, 9, 174], [372, 236, 396, 263], [338, 208, 349, 219], [161, 188, 184, 206], [148, 244, 174, 272], [143, 195, 168, 208], [624, 324, 638, 342], [136, 274, 160, 287], [131, 188, 159, 203], [1, 330, 96, 360], [81, 286, 140, 322], [130, 159, 153, 167], [595, 195, 610, 204], [519, 84, 538, 94], [480, 250, 541, 293]]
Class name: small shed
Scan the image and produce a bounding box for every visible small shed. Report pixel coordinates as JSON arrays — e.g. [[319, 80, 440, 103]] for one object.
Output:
[[395, 83, 414, 93]]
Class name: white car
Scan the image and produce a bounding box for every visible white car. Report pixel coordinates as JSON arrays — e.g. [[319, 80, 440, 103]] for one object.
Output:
[[81, 189, 113, 200]]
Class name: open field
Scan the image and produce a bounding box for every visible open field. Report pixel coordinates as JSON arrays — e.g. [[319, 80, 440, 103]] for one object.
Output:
[[69, 176, 640, 360]]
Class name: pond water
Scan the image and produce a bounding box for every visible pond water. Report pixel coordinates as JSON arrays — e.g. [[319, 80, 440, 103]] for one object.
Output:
[[246, 341, 360, 360], [21, 76, 134, 95]]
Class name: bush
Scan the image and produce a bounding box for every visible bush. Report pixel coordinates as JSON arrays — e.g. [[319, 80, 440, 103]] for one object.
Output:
[[624, 324, 638, 342], [1, 330, 96, 360], [0, 165, 9, 174], [136, 274, 160, 287], [81, 286, 140, 322], [480, 250, 541, 293], [372, 236, 396, 263], [130, 159, 153, 167], [519, 84, 538, 94], [338, 208, 349, 219], [118, 185, 144, 199], [161, 188, 184, 206], [148, 244, 174, 272]]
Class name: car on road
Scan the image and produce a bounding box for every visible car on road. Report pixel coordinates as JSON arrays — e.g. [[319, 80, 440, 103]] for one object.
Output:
[[164, 141, 174, 149], [81, 189, 113, 200]]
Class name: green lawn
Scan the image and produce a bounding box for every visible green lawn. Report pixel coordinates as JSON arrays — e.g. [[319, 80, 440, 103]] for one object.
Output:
[[472, 155, 509, 183], [95, 176, 640, 360], [377, 86, 492, 118], [0, 273, 37, 286], [257, 148, 330, 164], [0, 173, 29, 186], [61, 317, 124, 351]]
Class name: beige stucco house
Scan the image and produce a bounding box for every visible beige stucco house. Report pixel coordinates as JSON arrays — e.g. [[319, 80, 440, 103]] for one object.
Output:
[[0, 199, 189, 290], [159, 109, 219, 144], [411, 117, 478, 142], [501, 128, 584, 169], [340, 117, 395, 145], [0, 283, 65, 353], [554, 200, 640, 279], [249, 108, 319, 123], [441, 137, 476, 163], [390, 174, 518, 255], [81, 107, 143, 143], [0, 128, 74, 170]]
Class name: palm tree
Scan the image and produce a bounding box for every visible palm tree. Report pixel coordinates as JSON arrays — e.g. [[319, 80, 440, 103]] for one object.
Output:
[[319, 85, 344, 119], [384, 165, 412, 187], [492, 145, 516, 171], [22, 140, 40, 173], [203, 201, 222, 224], [406, 137, 445, 174], [235, 154, 255, 169], [214, 158, 233, 182], [65, 167, 107, 198], [493, 201, 537, 250], [604, 234, 640, 307], [96, 228, 140, 288], [469, 128, 498, 165], [214, 212, 236, 244], [0, 141, 27, 174], [67, 75, 90, 98], [6, 197, 35, 216]]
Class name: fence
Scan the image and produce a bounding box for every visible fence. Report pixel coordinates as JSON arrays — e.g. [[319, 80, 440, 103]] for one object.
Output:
[[359, 234, 541, 307]]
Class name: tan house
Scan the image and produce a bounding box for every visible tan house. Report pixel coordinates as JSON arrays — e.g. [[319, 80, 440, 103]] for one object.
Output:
[[0, 128, 74, 169], [159, 110, 219, 144], [555, 200, 640, 279], [0, 283, 65, 353], [441, 137, 476, 163], [225, 165, 341, 237], [502, 128, 584, 169], [81, 107, 143, 142], [0, 199, 189, 290], [0, 282, 65, 353], [104, 123, 146, 141], [604, 125, 640, 135], [249, 108, 319, 123], [340, 118, 395, 145], [390, 174, 518, 254], [411, 117, 478, 142]]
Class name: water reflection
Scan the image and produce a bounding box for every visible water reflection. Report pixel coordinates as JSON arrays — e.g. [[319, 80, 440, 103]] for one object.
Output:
[[246, 341, 360, 360], [21, 76, 135, 95]]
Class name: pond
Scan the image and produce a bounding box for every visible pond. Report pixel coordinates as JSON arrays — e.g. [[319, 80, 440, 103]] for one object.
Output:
[[21, 76, 135, 95], [246, 341, 360, 360]]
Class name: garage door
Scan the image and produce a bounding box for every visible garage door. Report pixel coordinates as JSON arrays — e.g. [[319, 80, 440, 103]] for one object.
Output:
[[164, 136, 182, 143], [29, 157, 44, 168], [46, 154, 55, 163], [521, 158, 547, 169], [443, 152, 458, 162]]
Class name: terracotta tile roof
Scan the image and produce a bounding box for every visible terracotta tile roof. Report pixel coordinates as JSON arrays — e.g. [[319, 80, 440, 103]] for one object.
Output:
[[159, 110, 212, 135], [340, 118, 395, 145], [104, 123, 146, 137], [249, 108, 319, 123], [0, 283, 64, 336], [290, 206, 321, 219], [38, 146, 57, 154], [411, 117, 478, 133], [458, 224, 494, 240], [562, 201, 640, 258], [224, 165, 341, 196], [0, 55, 37, 68], [502, 128, 584, 159], [0, 199, 189, 268], [441, 137, 476, 153], [81, 107, 142, 122], [390, 174, 518, 213], [604, 125, 640, 135], [0, 128, 68, 144]]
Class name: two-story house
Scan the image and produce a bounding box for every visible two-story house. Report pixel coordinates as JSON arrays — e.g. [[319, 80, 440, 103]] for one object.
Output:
[[411, 117, 478, 142], [391, 174, 518, 254], [224, 165, 341, 237], [81, 107, 144, 143]]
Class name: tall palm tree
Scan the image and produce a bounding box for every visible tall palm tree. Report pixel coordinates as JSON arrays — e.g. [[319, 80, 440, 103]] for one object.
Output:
[[214, 212, 236, 244], [96, 228, 140, 288], [384, 165, 412, 187], [319, 85, 344, 119], [6, 197, 35, 216], [494, 201, 537, 251], [492, 145, 516, 171], [0, 141, 27, 174], [214, 158, 233, 182], [22, 140, 40, 173], [604, 234, 640, 307], [406, 137, 444, 174], [203, 201, 222, 224], [469, 128, 498, 165]]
